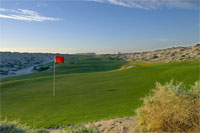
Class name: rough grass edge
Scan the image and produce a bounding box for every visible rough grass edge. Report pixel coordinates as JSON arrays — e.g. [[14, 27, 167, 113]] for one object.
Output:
[[0, 118, 49, 133]]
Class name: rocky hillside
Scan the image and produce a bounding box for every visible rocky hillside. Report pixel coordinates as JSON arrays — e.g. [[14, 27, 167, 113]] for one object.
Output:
[[0, 52, 97, 77], [0, 52, 70, 77], [121, 44, 200, 63]]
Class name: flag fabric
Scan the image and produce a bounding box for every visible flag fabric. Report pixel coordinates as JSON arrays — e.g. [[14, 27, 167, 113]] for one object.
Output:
[[55, 56, 64, 63]]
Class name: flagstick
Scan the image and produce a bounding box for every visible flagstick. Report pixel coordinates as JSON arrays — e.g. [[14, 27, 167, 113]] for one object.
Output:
[[53, 56, 55, 97]]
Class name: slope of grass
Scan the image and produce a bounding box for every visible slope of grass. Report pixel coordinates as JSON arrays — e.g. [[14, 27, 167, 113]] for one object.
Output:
[[0, 58, 199, 128], [2, 56, 125, 82]]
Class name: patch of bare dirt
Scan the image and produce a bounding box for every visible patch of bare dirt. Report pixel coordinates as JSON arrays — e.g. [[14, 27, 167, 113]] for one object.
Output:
[[86, 116, 139, 133], [49, 116, 139, 133]]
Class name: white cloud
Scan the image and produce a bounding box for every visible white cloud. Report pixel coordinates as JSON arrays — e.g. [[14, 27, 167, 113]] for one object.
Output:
[[0, 8, 8, 11], [0, 8, 62, 22], [88, 0, 199, 9]]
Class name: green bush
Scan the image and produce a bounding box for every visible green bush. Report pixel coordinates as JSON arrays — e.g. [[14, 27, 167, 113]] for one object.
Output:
[[136, 80, 200, 132], [181, 54, 186, 58], [170, 53, 175, 57], [0, 119, 49, 133], [151, 54, 158, 59]]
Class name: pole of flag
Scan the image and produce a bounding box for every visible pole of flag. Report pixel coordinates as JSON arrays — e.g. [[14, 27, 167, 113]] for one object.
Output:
[[53, 56, 64, 97], [53, 56, 55, 97]]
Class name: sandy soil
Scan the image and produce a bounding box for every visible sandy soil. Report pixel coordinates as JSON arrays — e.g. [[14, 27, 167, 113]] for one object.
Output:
[[49, 116, 139, 133], [86, 116, 139, 133]]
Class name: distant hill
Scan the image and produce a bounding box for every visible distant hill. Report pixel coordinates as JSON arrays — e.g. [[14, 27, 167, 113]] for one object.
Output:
[[120, 44, 200, 62], [1, 44, 199, 77]]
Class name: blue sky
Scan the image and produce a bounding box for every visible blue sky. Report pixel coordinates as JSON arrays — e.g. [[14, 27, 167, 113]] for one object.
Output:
[[0, 0, 199, 54]]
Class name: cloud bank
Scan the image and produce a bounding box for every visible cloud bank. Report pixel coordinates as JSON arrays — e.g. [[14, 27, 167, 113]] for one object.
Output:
[[0, 8, 62, 22], [88, 0, 199, 9]]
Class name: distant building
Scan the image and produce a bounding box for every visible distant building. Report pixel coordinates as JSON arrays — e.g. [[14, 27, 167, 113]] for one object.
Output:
[[114, 52, 121, 55], [73, 53, 96, 56]]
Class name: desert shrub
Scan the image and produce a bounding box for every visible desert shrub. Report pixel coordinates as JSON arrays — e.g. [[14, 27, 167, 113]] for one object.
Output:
[[151, 54, 158, 59], [170, 53, 175, 57], [136, 80, 200, 132], [0, 119, 49, 133], [181, 54, 186, 58], [66, 124, 100, 133]]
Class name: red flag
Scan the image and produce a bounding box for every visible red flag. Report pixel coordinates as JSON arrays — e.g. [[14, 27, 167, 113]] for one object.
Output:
[[55, 56, 64, 63]]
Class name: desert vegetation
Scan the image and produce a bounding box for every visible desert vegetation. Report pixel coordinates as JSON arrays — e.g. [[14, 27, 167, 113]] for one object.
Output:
[[0, 119, 101, 133], [65, 124, 100, 133], [0, 52, 55, 76], [0, 119, 49, 133], [121, 44, 200, 62], [136, 80, 200, 132]]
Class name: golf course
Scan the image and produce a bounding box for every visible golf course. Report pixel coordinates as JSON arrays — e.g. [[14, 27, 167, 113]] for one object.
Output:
[[0, 56, 199, 128]]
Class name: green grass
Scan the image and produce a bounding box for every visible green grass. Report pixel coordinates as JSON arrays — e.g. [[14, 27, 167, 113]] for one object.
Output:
[[2, 56, 125, 82], [0, 56, 199, 128]]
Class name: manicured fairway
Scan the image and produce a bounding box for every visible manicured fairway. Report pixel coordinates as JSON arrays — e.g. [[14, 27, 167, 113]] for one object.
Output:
[[0, 57, 199, 128]]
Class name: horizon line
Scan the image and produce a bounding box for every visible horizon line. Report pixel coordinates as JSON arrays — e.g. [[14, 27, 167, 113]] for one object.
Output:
[[1, 43, 199, 55]]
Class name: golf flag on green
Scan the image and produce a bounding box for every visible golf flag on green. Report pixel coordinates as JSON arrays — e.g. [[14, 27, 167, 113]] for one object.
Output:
[[53, 56, 64, 97], [56, 56, 64, 63]]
